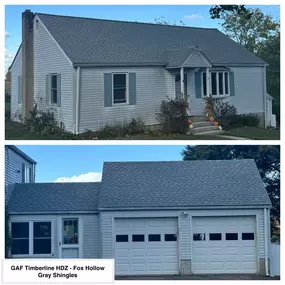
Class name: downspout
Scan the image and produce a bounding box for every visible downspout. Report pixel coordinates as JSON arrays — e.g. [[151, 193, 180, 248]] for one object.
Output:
[[76, 67, 81, 135], [263, 66, 267, 128], [264, 208, 269, 276]]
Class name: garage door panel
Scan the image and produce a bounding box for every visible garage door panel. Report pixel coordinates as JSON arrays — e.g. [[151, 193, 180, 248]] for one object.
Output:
[[192, 216, 257, 274], [115, 217, 179, 275]]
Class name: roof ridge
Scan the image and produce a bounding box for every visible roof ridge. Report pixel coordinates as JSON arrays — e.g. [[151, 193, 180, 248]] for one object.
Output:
[[36, 12, 218, 31]]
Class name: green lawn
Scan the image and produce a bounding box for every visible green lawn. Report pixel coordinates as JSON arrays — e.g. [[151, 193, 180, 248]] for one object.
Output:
[[226, 126, 280, 140]]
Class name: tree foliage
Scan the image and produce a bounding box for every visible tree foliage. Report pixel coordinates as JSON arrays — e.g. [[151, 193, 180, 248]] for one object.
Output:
[[5, 208, 12, 258], [153, 16, 185, 26], [220, 8, 279, 54], [182, 145, 280, 232], [209, 5, 249, 19]]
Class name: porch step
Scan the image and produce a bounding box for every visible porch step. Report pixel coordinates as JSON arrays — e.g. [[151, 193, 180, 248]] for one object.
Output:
[[189, 116, 208, 123], [193, 125, 220, 134], [192, 121, 213, 128]]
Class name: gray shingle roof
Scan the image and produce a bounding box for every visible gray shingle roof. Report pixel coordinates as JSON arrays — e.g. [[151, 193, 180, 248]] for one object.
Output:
[[99, 159, 271, 209], [37, 13, 266, 66], [8, 182, 100, 213]]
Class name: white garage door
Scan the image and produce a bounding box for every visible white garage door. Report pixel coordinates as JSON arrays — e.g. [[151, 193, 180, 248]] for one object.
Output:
[[114, 217, 179, 275], [192, 216, 257, 274]]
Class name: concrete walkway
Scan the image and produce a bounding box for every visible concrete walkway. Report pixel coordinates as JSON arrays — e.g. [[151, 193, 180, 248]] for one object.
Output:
[[116, 274, 280, 280], [217, 135, 249, 140]]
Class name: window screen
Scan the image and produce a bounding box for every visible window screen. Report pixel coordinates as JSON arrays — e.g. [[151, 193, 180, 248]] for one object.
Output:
[[33, 222, 51, 254], [11, 222, 29, 255], [113, 74, 127, 104]]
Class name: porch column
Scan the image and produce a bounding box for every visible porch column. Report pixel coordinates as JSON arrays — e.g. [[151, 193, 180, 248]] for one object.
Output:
[[180, 67, 184, 98], [206, 67, 210, 97]]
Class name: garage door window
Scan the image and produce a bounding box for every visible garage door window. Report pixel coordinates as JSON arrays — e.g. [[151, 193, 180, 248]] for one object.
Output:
[[226, 233, 238, 240], [242, 233, 254, 240], [148, 234, 161, 242], [193, 233, 206, 241], [132, 235, 144, 242], [165, 234, 177, 241], [116, 235, 128, 242], [209, 233, 222, 241]]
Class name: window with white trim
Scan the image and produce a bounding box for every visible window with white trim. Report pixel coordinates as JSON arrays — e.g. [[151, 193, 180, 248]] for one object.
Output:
[[11, 222, 29, 255], [62, 218, 78, 245], [24, 165, 31, 183], [33, 222, 52, 254], [202, 71, 230, 96], [113, 73, 128, 104], [11, 221, 52, 256], [50, 74, 58, 105]]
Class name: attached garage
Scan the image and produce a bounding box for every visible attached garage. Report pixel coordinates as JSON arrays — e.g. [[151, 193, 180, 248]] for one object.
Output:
[[114, 217, 179, 275], [192, 216, 257, 274]]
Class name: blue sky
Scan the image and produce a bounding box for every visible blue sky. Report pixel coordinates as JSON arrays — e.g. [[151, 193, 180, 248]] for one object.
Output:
[[4, 5, 280, 71], [15, 145, 186, 182]]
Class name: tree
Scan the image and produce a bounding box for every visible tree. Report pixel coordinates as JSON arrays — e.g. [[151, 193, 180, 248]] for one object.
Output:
[[209, 5, 249, 19], [219, 8, 279, 54], [5, 209, 12, 258], [181, 145, 280, 235], [152, 17, 185, 26], [258, 31, 280, 123]]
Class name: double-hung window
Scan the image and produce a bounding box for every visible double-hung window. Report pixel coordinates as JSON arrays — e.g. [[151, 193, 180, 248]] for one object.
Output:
[[11, 221, 52, 256], [202, 71, 230, 96], [113, 73, 128, 104], [51, 74, 58, 105]]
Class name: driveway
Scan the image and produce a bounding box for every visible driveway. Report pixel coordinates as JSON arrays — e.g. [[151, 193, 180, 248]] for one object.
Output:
[[116, 274, 280, 280]]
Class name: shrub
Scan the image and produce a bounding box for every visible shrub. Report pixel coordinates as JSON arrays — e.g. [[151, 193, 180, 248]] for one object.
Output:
[[239, 113, 260, 127], [95, 118, 146, 139], [156, 98, 188, 134], [214, 101, 237, 117]]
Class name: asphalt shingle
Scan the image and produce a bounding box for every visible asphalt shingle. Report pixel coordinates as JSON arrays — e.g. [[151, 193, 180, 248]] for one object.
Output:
[[36, 13, 266, 66], [8, 182, 100, 213], [99, 159, 271, 209]]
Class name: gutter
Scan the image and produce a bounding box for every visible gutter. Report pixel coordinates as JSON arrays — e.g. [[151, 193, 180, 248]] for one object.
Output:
[[264, 208, 269, 276], [75, 66, 81, 134]]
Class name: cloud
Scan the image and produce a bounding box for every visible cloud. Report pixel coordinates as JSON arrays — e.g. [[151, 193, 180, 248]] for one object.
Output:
[[5, 31, 10, 37], [5, 48, 16, 72], [184, 13, 203, 21], [55, 172, 102, 182]]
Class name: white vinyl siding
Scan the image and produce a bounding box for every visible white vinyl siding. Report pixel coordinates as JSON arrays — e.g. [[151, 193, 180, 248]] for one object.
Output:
[[189, 67, 265, 116], [9, 214, 100, 259], [79, 66, 174, 133], [34, 16, 74, 132], [5, 146, 34, 187]]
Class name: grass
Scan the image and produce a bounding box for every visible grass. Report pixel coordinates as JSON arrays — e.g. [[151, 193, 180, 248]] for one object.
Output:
[[6, 121, 279, 140], [226, 126, 280, 140], [5, 120, 228, 140]]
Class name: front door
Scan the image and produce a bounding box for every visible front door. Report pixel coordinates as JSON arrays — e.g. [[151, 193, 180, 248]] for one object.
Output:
[[175, 74, 187, 102], [59, 218, 80, 258]]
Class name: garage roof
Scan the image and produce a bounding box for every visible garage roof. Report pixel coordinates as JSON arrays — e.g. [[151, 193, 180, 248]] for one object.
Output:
[[100, 159, 271, 209], [8, 182, 100, 213], [36, 13, 266, 66]]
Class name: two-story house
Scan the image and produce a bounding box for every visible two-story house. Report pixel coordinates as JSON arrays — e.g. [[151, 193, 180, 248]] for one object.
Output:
[[5, 145, 37, 204]]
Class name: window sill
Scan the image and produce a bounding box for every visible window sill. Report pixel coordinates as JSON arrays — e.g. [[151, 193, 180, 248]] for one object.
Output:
[[10, 254, 55, 258], [110, 103, 130, 107]]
